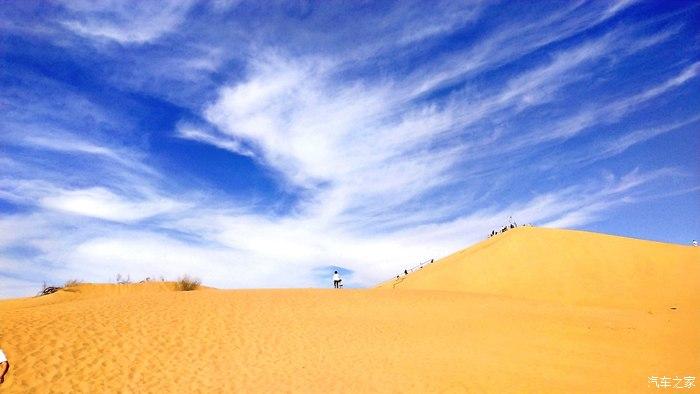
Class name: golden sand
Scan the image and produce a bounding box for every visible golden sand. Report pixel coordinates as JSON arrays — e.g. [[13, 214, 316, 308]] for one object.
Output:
[[379, 227, 700, 309], [0, 228, 698, 392]]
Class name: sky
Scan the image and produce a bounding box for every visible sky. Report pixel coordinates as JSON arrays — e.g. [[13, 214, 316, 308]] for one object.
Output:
[[1, 0, 699, 298]]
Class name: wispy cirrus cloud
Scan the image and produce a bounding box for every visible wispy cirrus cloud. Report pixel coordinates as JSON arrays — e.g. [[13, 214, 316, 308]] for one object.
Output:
[[59, 0, 197, 44], [40, 187, 186, 223], [491, 61, 700, 156], [189, 21, 691, 228]]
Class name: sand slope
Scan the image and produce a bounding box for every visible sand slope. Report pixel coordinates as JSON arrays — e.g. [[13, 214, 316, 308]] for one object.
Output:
[[0, 228, 698, 393], [379, 227, 700, 309]]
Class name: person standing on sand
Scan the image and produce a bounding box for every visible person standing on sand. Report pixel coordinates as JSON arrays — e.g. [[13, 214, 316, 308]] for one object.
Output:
[[0, 348, 9, 384], [693, 240, 698, 247], [333, 271, 341, 289]]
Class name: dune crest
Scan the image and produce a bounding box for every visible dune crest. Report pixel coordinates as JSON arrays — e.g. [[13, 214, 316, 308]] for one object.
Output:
[[379, 227, 700, 309]]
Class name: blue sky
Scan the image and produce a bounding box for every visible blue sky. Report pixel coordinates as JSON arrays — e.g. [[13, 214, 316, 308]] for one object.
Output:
[[1, 1, 699, 298]]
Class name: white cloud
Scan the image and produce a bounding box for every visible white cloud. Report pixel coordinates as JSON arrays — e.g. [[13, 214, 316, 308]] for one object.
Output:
[[176, 122, 254, 157], [608, 61, 700, 115], [493, 61, 700, 155], [188, 25, 672, 227], [60, 0, 195, 44], [2, 132, 155, 175], [409, 0, 640, 97], [39, 187, 185, 223], [587, 116, 700, 167]]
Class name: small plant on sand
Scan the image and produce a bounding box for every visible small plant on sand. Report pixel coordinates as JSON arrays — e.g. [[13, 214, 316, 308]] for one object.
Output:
[[37, 282, 61, 297], [63, 279, 82, 288], [175, 275, 201, 291]]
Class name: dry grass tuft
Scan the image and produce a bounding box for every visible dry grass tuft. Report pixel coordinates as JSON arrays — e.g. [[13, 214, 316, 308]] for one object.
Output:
[[63, 279, 82, 288], [175, 276, 201, 291]]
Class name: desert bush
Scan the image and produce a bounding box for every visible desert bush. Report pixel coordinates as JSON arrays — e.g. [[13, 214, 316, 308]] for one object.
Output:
[[63, 279, 82, 288], [37, 282, 61, 297], [175, 276, 201, 291]]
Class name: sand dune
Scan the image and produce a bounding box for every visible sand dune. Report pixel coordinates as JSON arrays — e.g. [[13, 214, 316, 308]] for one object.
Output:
[[0, 228, 698, 392], [380, 227, 700, 309]]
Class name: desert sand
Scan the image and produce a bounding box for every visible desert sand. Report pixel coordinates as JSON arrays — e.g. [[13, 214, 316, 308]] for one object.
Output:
[[0, 227, 698, 393]]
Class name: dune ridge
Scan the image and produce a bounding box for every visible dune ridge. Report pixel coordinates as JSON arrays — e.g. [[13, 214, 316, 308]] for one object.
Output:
[[379, 226, 700, 309]]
